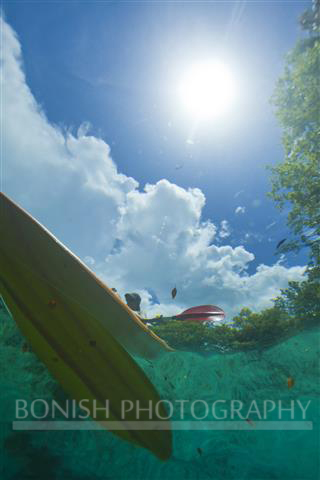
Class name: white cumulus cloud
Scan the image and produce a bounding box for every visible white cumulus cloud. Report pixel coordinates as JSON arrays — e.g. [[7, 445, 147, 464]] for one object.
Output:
[[1, 15, 306, 321], [219, 220, 232, 238]]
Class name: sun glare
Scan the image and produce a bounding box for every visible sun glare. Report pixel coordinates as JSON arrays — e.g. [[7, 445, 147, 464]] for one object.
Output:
[[179, 60, 236, 121]]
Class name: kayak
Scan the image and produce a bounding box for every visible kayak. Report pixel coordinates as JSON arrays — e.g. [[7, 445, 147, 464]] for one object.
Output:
[[143, 305, 226, 325], [175, 305, 226, 323], [0, 192, 172, 460]]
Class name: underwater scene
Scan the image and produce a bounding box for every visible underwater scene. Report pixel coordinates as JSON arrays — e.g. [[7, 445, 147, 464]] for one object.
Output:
[[1, 1, 319, 479], [1, 301, 320, 479]]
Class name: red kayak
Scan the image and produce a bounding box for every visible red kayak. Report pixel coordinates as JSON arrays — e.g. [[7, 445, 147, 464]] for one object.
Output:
[[173, 305, 225, 323]]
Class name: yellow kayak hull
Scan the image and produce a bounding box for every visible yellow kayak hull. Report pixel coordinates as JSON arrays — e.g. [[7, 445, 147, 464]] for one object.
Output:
[[0, 193, 172, 460]]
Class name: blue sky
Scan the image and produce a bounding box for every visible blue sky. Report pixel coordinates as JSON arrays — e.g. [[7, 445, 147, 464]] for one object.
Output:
[[1, 1, 310, 318]]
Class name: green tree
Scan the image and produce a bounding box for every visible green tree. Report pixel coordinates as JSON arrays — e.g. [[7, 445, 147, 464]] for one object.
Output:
[[267, 1, 320, 329], [299, 0, 320, 33], [275, 278, 320, 328], [269, 1, 320, 266]]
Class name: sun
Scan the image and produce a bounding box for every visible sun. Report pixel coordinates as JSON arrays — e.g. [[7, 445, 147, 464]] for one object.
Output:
[[179, 60, 236, 121]]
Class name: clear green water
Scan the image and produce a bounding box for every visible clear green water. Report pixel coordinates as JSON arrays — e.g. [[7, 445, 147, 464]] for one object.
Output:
[[1, 306, 319, 480]]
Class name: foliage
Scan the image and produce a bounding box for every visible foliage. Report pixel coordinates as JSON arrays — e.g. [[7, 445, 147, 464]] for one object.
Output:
[[258, 1, 320, 357], [151, 267, 320, 352], [269, 43, 320, 257], [268, 2, 320, 261], [150, 304, 318, 354], [152, 321, 217, 352], [274, 276, 320, 328], [299, 0, 320, 33]]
